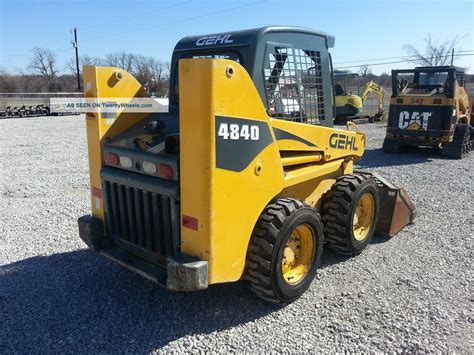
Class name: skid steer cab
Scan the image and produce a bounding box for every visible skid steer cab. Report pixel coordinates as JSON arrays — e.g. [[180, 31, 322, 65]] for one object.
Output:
[[78, 26, 416, 304], [383, 66, 473, 159]]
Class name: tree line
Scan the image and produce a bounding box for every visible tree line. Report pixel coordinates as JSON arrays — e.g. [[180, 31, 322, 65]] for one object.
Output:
[[0, 47, 170, 96]]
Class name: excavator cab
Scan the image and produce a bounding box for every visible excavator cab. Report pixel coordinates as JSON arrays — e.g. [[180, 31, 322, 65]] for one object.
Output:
[[334, 71, 385, 124]]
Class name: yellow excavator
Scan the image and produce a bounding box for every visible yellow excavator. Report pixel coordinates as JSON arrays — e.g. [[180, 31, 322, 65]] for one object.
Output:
[[77, 26, 416, 304], [334, 71, 385, 124]]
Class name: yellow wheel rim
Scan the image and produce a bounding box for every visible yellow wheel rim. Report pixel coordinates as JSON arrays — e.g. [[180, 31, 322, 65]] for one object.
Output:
[[281, 224, 315, 285], [353, 192, 375, 241]]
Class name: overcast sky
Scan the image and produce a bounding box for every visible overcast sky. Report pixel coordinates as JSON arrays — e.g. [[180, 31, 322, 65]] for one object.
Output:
[[1, 0, 473, 75]]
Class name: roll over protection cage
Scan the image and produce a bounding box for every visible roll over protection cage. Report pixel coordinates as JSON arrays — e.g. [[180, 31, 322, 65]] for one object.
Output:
[[391, 66, 465, 98]]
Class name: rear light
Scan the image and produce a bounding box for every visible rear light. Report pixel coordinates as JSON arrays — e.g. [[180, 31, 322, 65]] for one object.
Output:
[[396, 98, 403, 103], [159, 164, 173, 179], [433, 99, 442, 104], [143, 161, 157, 174], [106, 152, 119, 166], [119, 156, 133, 168]]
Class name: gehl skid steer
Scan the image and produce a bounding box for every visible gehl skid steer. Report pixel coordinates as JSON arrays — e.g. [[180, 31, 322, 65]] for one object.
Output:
[[78, 26, 416, 303]]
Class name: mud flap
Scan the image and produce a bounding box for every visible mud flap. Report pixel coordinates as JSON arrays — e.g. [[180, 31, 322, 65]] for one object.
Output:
[[356, 171, 417, 237]]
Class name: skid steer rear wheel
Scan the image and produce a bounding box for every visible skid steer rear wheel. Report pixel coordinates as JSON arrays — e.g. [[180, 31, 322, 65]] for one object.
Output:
[[321, 173, 379, 255], [244, 198, 323, 304], [442, 123, 471, 159]]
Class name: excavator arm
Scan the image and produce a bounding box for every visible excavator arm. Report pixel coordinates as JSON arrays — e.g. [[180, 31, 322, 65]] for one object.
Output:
[[361, 80, 386, 121]]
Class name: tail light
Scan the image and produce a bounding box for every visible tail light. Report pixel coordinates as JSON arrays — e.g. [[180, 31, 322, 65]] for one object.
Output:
[[159, 164, 173, 179], [396, 98, 403, 103], [106, 152, 119, 166], [143, 161, 157, 174], [433, 99, 442, 104]]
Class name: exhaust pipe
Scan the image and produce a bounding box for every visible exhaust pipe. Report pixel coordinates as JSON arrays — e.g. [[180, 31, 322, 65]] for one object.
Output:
[[357, 171, 417, 237]]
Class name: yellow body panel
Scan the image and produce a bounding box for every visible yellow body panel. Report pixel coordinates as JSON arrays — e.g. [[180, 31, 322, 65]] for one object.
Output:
[[390, 97, 456, 106], [179, 59, 365, 284], [335, 94, 363, 110], [179, 59, 285, 284]]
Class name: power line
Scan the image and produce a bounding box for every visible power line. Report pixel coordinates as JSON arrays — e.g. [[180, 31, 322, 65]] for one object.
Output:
[[333, 50, 474, 65], [78, 1, 266, 44], [80, 1, 191, 31], [0, 1, 264, 59], [0, 1, 193, 58], [334, 53, 474, 70]]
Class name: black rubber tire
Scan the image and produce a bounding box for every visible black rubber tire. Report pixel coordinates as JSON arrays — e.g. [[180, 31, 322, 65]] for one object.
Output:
[[244, 198, 324, 304], [442, 124, 471, 159], [321, 173, 380, 255], [382, 137, 406, 153]]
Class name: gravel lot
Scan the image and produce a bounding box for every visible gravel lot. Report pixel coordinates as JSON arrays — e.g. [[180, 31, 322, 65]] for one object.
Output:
[[1, 115, 472, 353]]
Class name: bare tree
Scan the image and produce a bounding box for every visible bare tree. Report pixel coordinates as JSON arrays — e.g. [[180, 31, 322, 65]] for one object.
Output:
[[66, 55, 101, 76], [103, 52, 135, 72], [28, 47, 58, 90], [358, 64, 372, 77], [130, 56, 168, 95], [404, 34, 465, 67], [0, 70, 17, 92]]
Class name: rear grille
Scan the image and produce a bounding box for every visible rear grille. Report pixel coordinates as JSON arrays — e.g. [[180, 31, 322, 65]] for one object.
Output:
[[103, 180, 175, 256]]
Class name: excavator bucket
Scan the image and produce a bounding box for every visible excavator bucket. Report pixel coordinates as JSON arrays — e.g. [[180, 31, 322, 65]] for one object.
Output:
[[357, 171, 417, 237]]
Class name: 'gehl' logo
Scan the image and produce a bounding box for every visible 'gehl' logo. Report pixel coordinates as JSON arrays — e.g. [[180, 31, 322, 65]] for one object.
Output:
[[195, 34, 234, 46], [329, 133, 359, 151]]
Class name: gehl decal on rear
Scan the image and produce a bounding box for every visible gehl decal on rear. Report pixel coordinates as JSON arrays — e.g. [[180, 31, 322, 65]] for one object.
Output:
[[195, 34, 233, 46], [398, 111, 431, 130], [329, 133, 359, 151]]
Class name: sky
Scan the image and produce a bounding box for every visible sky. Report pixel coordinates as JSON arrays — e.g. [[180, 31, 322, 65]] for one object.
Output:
[[1, 0, 473, 75]]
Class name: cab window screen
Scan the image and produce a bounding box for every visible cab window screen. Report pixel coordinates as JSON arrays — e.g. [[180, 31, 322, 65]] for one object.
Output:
[[264, 47, 324, 124]]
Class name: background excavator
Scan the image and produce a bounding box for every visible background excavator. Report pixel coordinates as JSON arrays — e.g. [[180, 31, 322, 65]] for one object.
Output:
[[334, 71, 386, 124]]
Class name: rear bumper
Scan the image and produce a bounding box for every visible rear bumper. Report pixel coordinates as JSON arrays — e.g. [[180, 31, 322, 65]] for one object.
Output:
[[78, 215, 208, 291], [386, 128, 452, 146]]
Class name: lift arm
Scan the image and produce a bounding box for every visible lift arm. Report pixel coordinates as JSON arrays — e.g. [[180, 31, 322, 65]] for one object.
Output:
[[361, 80, 385, 118]]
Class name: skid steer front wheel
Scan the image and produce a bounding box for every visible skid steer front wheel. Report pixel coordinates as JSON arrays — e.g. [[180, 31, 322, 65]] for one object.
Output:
[[244, 198, 323, 304], [321, 173, 379, 255]]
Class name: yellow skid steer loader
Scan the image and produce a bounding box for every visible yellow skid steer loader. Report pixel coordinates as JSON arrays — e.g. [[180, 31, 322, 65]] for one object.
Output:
[[78, 26, 415, 303]]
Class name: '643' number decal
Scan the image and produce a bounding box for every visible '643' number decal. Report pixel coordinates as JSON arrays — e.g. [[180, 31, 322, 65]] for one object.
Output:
[[217, 123, 260, 140]]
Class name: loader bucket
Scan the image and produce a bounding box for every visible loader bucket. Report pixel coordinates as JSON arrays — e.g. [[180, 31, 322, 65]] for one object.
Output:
[[356, 171, 416, 237]]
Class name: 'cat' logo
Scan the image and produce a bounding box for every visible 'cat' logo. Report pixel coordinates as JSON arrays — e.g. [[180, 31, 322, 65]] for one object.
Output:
[[329, 133, 359, 151], [399, 111, 431, 130], [195, 34, 234, 46]]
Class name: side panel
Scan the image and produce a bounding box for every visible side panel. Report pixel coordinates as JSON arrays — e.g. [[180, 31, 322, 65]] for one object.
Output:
[[179, 59, 285, 284]]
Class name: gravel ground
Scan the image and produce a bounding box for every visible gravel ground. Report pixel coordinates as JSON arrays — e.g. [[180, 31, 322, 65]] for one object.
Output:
[[1, 115, 473, 353]]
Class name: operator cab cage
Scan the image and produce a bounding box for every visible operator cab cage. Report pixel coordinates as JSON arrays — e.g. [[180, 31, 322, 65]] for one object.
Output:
[[170, 26, 336, 127], [391, 66, 465, 98]]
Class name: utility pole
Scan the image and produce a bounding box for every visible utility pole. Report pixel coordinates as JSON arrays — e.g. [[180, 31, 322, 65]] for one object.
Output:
[[72, 27, 80, 91], [450, 48, 454, 66]]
